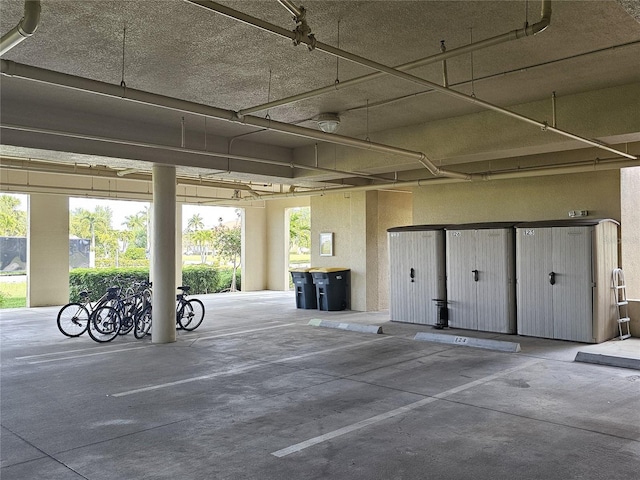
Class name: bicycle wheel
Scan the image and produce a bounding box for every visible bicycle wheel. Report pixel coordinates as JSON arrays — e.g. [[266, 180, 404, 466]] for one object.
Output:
[[118, 300, 136, 335], [57, 303, 90, 337], [178, 298, 205, 331], [88, 306, 121, 343], [134, 305, 152, 339]]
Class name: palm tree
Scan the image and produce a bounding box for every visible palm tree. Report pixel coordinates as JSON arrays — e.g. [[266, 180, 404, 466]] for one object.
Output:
[[74, 207, 112, 267], [187, 213, 204, 232], [191, 229, 213, 264], [122, 212, 147, 252]]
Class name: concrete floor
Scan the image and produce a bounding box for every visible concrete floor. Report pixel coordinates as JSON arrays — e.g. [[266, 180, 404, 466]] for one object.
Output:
[[1, 291, 639, 480]]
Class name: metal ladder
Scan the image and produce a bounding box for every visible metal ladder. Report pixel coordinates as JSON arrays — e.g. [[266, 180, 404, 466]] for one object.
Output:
[[612, 268, 631, 340]]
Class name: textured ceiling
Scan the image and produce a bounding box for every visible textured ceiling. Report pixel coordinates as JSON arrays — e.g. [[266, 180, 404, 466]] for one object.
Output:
[[1, 0, 639, 189]]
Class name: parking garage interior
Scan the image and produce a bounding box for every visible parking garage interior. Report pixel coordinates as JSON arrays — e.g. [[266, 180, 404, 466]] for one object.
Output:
[[1, 0, 639, 478]]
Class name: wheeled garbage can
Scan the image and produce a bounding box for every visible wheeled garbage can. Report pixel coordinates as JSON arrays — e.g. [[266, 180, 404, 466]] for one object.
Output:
[[290, 268, 317, 309], [310, 268, 350, 311]]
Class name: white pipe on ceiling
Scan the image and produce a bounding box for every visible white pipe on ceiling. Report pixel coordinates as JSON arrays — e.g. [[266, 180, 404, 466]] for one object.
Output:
[[210, 157, 639, 203], [0, 0, 41, 56], [239, 0, 551, 115], [276, 0, 303, 20], [1, 60, 467, 180], [186, 0, 636, 162], [0, 122, 396, 184]]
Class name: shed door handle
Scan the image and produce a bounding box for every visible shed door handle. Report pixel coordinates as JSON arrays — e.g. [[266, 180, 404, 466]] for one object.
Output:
[[549, 271, 556, 285], [410, 268, 415, 282], [472, 269, 479, 282]]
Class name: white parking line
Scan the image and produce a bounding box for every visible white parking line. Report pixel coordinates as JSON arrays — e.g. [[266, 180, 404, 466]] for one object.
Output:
[[111, 336, 393, 397], [194, 323, 298, 342], [271, 361, 539, 458], [27, 346, 150, 364], [16, 343, 143, 360], [16, 322, 291, 362]]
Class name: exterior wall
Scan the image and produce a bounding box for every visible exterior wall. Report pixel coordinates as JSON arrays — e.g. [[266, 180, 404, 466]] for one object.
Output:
[[311, 190, 412, 311], [266, 197, 310, 291], [621, 167, 640, 298], [311, 192, 362, 309], [412, 171, 621, 224], [629, 301, 640, 337], [311, 170, 621, 313], [27, 194, 69, 306], [377, 191, 412, 310]]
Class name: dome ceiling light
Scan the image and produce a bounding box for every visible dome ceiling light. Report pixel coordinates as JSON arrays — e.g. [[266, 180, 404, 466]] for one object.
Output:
[[316, 113, 341, 134]]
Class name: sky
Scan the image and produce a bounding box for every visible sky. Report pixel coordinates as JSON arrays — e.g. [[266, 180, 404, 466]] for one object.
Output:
[[4, 193, 238, 231]]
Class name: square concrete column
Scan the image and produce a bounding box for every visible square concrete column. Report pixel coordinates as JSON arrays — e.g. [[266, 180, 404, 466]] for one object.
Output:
[[151, 164, 177, 343], [241, 206, 267, 291], [176, 202, 183, 289], [28, 194, 69, 306]]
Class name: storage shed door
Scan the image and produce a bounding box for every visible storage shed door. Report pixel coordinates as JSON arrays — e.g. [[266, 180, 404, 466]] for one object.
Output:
[[446, 230, 477, 330], [389, 231, 443, 324], [476, 229, 514, 333], [552, 226, 593, 342], [516, 228, 553, 338]]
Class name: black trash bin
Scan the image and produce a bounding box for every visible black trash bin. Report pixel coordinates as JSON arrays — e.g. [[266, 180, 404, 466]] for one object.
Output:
[[311, 268, 350, 311], [290, 268, 317, 309]]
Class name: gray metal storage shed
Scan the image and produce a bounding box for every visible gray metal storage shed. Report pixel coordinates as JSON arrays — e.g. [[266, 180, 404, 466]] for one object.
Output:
[[445, 223, 516, 334], [388, 225, 447, 325], [516, 219, 619, 343]]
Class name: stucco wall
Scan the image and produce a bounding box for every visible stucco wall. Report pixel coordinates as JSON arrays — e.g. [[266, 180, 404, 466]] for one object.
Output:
[[621, 167, 640, 298], [311, 190, 412, 311], [377, 191, 413, 310], [412, 170, 621, 224], [311, 192, 363, 307], [311, 170, 621, 313], [628, 301, 640, 337]]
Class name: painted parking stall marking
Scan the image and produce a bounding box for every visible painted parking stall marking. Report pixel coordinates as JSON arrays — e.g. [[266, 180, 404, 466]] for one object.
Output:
[[111, 336, 392, 397], [271, 361, 539, 458]]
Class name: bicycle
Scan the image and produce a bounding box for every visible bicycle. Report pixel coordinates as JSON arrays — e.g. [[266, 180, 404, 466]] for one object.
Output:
[[87, 287, 124, 343], [57, 286, 122, 338], [176, 286, 205, 331]]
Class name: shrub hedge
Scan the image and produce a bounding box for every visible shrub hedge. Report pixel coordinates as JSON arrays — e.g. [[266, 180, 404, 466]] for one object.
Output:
[[69, 266, 241, 302]]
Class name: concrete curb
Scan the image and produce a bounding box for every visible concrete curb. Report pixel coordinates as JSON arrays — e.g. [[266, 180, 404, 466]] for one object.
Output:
[[308, 319, 383, 334], [414, 332, 521, 353], [574, 351, 640, 371]]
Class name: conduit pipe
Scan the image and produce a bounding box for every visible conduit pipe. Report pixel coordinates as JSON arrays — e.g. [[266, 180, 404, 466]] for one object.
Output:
[[0, 123, 401, 183], [188, 0, 636, 162], [1, 60, 467, 180], [211, 156, 639, 203], [0, 157, 269, 191], [0, 0, 41, 56], [237, 0, 551, 115], [277, 0, 303, 20]]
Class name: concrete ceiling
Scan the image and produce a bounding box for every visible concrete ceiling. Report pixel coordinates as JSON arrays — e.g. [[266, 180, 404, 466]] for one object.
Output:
[[1, 0, 639, 194]]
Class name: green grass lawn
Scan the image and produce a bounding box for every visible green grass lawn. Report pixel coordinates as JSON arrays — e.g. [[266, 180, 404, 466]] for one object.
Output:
[[0, 281, 27, 309], [289, 253, 311, 265]]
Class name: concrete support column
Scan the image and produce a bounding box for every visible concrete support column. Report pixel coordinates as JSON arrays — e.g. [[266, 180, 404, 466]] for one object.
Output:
[[28, 194, 69, 306], [242, 206, 267, 291], [176, 202, 183, 289], [265, 198, 310, 291], [151, 164, 176, 344], [621, 167, 640, 299]]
